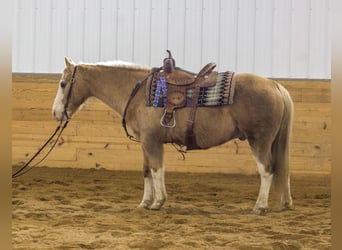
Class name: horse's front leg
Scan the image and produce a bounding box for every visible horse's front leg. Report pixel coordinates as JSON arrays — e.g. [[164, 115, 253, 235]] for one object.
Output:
[[138, 164, 155, 209], [150, 166, 167, 210], [138, 142, 167, 210]]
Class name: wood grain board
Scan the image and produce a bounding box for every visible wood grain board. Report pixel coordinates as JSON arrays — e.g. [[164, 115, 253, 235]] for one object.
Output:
[[12, 74, 331, 175]]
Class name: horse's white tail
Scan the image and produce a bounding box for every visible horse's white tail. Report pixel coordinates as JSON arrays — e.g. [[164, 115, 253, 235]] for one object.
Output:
[[272, 84, 293, 198]]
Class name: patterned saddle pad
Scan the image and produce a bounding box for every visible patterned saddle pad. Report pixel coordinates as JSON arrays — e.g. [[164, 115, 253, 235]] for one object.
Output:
[[146, 69, 235, 108]]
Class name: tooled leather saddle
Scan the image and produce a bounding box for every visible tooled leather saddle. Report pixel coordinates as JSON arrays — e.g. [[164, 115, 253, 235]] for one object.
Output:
[[146, 50, 235, 150]]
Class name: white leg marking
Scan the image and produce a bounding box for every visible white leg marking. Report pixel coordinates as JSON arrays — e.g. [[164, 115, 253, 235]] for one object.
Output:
[[138, 177, 154, 209], [254, 156, 273, 214], [150, 166, 167, 210]]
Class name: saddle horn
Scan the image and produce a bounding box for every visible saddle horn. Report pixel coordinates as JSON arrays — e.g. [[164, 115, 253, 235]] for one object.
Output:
[[163, 50, 176, 74]]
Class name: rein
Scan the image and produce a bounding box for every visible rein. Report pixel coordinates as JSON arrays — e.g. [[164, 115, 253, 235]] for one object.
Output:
[[13, 65, 183, 178], [12, 120, 69, 178], [12, 66, 78, 178], [122, 68, 160, 141]]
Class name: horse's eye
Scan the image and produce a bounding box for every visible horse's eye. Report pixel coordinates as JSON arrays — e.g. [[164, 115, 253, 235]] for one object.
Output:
[[60, 81, 67, 89]]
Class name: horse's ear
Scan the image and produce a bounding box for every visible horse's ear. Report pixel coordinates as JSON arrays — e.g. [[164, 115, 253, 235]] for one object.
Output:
[[64, 57, 74, 68]]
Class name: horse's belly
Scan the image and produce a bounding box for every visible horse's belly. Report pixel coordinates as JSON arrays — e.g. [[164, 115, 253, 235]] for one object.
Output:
[[169, 107, 238, 148]]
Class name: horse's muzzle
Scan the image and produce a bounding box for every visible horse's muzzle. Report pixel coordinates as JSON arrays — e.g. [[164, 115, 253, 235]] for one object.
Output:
[[52, 109, 68, 121]]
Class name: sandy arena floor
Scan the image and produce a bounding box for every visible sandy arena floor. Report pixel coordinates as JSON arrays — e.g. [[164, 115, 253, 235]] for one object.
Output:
[[12, 167, 330, 249]]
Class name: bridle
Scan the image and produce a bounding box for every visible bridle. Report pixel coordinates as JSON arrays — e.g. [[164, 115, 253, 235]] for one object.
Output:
[[12, 65, 78, 178], [63, 65, 78, 121]]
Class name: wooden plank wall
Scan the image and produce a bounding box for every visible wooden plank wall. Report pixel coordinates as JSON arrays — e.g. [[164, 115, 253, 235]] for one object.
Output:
[[12, 74, 331, 175]]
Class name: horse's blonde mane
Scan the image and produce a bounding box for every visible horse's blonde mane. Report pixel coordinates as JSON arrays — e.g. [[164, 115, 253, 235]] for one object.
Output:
[[79, 60, 150, 70]]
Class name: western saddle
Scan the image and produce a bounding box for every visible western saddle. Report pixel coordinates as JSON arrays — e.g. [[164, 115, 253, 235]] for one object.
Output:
[[155, 50, 218, 150]]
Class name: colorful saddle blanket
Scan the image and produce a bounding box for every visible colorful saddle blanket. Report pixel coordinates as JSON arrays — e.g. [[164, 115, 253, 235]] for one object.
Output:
[[146, 69, 235, 108]]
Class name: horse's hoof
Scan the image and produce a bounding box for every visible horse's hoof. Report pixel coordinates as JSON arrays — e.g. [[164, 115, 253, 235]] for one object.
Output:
[[253, 206, 268, 215], [137, 201, 153, 210], [280, 201, 293, 211], [149, 200, 165, 210]]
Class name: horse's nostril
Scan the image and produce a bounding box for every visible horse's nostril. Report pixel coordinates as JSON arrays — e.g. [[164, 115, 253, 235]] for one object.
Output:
[[53, 111, 56, 117]]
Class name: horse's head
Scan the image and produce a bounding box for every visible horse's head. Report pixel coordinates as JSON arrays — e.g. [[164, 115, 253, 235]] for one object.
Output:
[[52, 58, 87, 121]]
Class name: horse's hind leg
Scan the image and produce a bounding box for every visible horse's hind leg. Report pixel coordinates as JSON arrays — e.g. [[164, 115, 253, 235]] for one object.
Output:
[[250, 139, 274, 215], [138, 141, 167, 210], [251, 137, 292, 213], [253, 156, 273, 215], [280, 175, 292, 210]]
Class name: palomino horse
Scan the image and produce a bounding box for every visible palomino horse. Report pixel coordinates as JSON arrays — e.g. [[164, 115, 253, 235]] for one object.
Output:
[[52, 57, 293, 214]]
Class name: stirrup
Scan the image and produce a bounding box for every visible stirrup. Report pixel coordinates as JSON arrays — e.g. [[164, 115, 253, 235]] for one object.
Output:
[[160, 110, 176, 128]]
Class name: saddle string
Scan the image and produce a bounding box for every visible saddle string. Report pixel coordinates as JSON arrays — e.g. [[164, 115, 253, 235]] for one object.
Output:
[[170, 143, 187, 160]]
